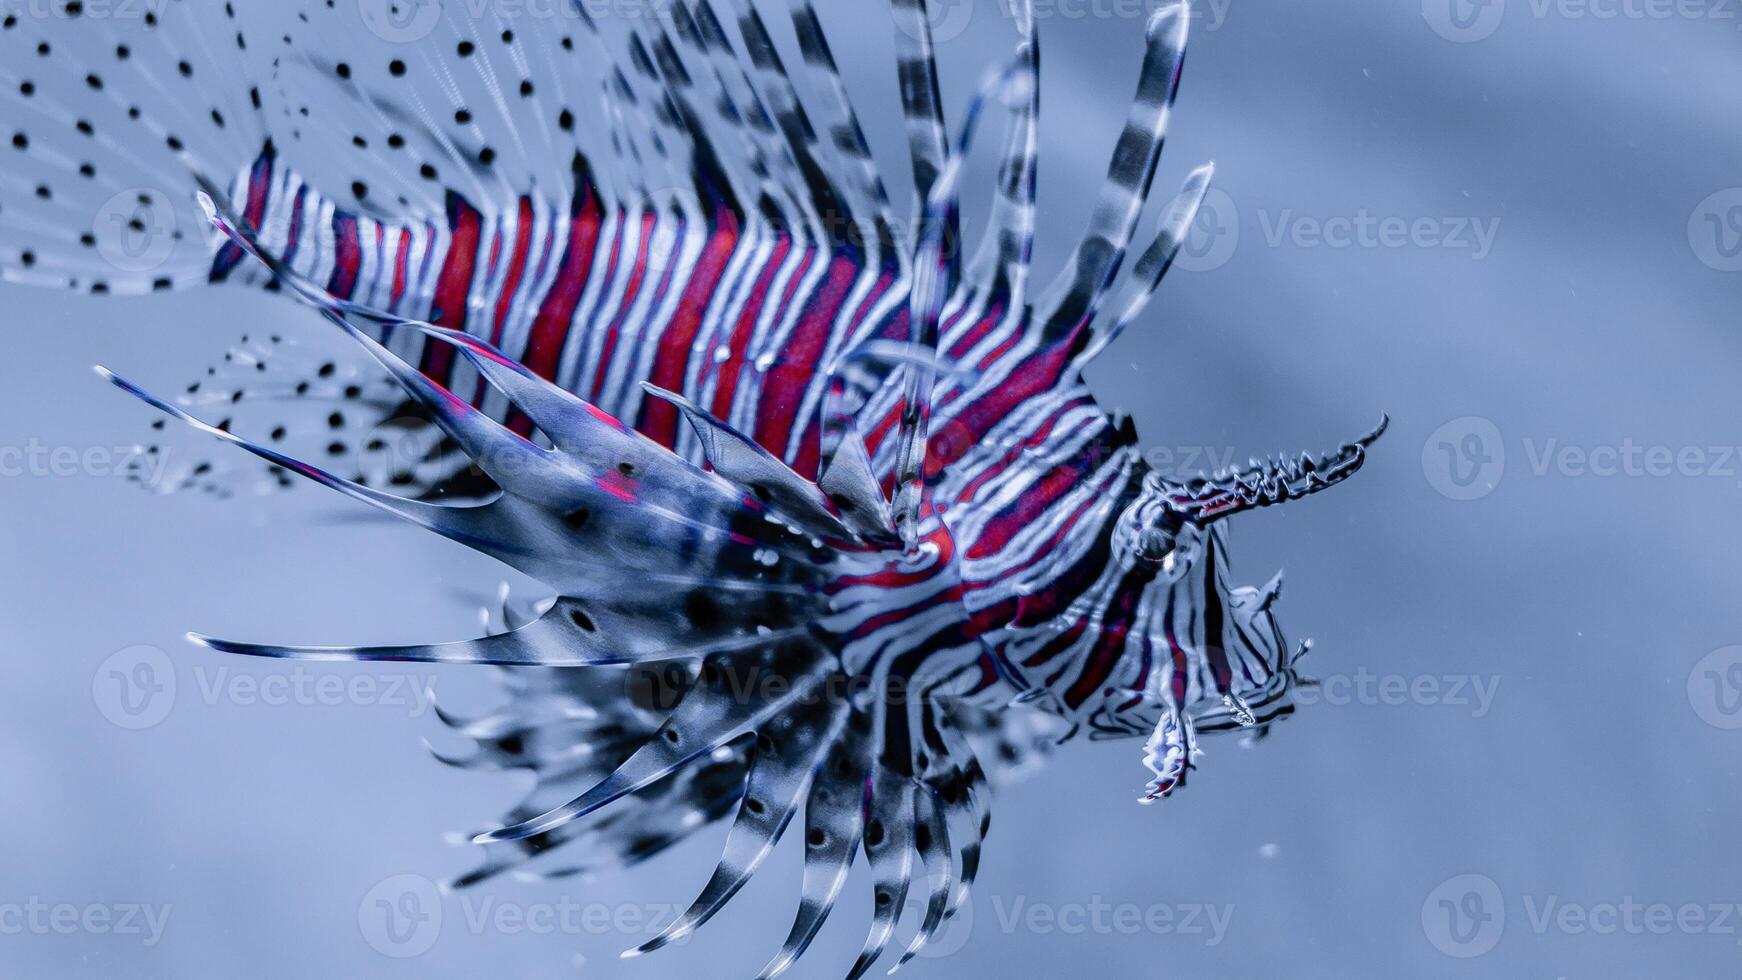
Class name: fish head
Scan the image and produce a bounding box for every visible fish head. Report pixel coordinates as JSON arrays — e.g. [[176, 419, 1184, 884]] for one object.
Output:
[[1107, 417, 1388, 801]]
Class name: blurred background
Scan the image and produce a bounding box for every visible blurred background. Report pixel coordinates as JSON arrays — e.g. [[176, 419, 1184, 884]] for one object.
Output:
[[3, 0, 1740, 976]]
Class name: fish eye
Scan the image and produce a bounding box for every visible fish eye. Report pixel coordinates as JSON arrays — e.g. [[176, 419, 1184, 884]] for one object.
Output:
[[1135, 525, 1175, 563]]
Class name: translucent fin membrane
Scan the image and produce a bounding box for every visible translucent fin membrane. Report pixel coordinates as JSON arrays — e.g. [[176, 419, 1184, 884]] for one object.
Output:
[[0, 2, 266, 293], [100, 190, 1004, 979]]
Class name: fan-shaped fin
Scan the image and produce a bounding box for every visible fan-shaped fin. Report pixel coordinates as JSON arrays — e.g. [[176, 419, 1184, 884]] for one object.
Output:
[[476, 642, 835, 844], [96, 366, 470, 537], [755, 709, 873, 980], [892, 788, 954, 970], [845, 768, 918, 979], [968, 0, 1040, 300], [889, 52, 1038, 548], [631, 694, 848, 956], [0, 3, 266, 294]]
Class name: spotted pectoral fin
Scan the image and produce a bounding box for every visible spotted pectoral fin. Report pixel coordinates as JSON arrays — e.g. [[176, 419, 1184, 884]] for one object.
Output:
[[96, 365, 480, 539], [473, 641, 835, 845]]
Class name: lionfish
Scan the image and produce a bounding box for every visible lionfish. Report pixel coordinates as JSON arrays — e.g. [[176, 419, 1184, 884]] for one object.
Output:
[[1, 0, 1382, 974]]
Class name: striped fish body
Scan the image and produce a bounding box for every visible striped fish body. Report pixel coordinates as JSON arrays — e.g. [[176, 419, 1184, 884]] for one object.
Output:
[[1, 2, 1384, 975]]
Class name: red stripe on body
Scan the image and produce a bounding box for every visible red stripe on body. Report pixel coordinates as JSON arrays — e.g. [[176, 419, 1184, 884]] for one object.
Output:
[[706, 233, 793, 425], [963, 422, 1105, 562], [510, 183, 606, 436], [1062, 569, 1146, 709], [589, 211, 657, 404], [471, 198, 537, 405], [638, 207, 742, 450], [1024, 619, 1088, 670], [488, 199, 536, 346], [420, 197, 484, 386], [327, 214, 361, 299], [389, 228, 411, 313], [572, 215, 628, 398], [943, 298, 1009, 362], [753, 248, 857, 478]]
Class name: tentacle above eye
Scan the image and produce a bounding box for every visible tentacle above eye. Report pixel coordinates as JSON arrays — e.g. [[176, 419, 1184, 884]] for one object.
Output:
[[1159, 415, 1391, 524]]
